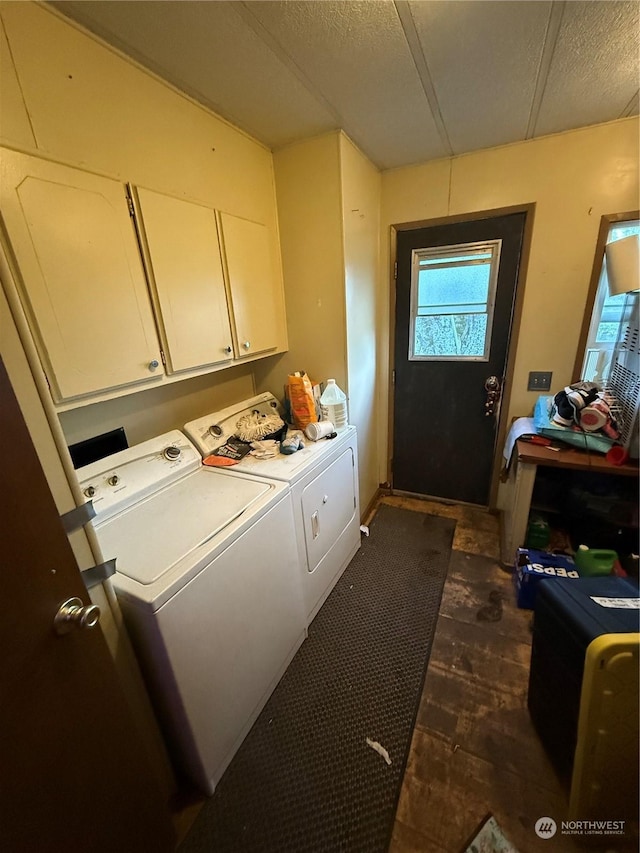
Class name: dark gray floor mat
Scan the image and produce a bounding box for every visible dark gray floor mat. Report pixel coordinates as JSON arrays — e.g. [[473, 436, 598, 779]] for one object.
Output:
[[179, 505, 456, 853]]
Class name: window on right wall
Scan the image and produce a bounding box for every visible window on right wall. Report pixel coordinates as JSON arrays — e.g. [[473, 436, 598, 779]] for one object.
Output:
[[578, 216, 640, 384]]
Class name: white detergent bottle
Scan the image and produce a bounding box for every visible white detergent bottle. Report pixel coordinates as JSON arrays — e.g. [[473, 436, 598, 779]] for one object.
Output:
[[320, 379, 348, 431]]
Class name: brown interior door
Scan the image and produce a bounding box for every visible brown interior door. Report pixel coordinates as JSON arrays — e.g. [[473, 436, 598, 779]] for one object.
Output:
[[393, 212, 526, 505], [0, 357, 175, 853]]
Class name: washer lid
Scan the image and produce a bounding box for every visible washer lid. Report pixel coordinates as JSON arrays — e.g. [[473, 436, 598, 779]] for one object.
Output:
[[95, 468, 273, 586]]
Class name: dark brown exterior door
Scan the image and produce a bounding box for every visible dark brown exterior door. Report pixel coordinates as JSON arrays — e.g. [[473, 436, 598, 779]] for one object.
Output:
[[0, 357, 175, 853], [393, 212, 526, 505]]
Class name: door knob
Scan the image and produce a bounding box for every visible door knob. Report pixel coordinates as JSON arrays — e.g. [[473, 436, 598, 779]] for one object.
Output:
[[54, 597, 101, 635], [484, 375, 501, 416]]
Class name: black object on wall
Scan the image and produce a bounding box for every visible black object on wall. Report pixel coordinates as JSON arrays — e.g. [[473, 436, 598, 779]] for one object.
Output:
[[68, 427, 128, 469]]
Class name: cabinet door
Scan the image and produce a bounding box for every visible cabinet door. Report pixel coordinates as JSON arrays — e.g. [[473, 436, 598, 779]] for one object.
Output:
[[218, 212, 285, 358], [0, 149, 162, 402], [133, 187, 233, 373]]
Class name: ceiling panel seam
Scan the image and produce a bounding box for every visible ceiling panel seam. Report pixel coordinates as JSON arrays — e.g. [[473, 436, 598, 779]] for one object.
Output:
[[393, 0, 453, 157], [525, 0, 566, 139], [234, 1, 345, 130]]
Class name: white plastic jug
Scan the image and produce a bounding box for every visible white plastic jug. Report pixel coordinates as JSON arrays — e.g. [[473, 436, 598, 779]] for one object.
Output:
[[320, 379, 348, 431]]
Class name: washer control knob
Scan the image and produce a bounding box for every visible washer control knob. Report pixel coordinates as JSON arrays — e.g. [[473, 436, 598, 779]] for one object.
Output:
[[164, 445, 181, 461], [84, 486, 96, 498], [108, 475, 119, 487], [209, 424, 223, 437]]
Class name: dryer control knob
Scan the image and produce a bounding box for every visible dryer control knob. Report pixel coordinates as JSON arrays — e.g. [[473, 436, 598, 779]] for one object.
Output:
[[108, 475, 120, 487], [164, 445, 181, 461], [84, 486, 96, 498]]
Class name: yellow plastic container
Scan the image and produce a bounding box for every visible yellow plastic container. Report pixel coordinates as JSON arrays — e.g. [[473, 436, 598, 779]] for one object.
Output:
[[570, 633, 640, 821]]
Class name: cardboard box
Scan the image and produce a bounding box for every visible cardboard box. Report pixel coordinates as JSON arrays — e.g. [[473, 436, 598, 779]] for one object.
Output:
[[514, 548, 579, 610]]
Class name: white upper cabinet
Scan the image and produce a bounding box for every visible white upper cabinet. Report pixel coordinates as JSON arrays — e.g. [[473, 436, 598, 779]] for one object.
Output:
[[218, 212, 286, 359], [132, 187, 233, 374], [0, 149, 163, 402]]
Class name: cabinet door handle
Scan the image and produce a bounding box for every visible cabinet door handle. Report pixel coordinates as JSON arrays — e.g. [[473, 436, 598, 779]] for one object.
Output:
[[243, 340, 251, 350], [311, 511, 319, 539], [148, 359, 159, 372], [224, 346, 232, 354]]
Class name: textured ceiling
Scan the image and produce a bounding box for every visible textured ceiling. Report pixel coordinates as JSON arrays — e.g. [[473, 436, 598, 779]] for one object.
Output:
[[51, 0, 640, 170]]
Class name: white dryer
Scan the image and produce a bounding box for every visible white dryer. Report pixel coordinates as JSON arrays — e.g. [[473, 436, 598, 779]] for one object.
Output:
[[77, 430, 305, 795], [184, 393, 361, 624]]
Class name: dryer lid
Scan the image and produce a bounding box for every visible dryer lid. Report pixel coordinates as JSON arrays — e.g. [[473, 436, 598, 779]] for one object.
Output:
[[95, 468, 273, 586]]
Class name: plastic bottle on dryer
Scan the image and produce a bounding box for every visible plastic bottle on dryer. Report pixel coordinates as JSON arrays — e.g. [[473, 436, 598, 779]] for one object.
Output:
[[320, 379, 348, 431]]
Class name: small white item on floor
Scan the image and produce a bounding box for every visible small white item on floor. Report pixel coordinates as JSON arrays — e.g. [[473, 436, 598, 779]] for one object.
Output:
[[366, 737, 392, 765], [360, 525, 370, 536]]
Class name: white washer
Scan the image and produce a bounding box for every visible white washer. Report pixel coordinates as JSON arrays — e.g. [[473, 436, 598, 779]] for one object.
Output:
[[184, 393, 361, 624], [77, 430, 306, 795]]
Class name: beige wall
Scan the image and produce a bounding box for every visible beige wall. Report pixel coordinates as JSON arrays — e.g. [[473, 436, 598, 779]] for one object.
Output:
[[340, 134, 381, 512], [254, 132, 346, 395], [0, 1, 277, 443], [3, 2, 638, 518], [0, 3, 276, 225], [380, 118, 640, 486], [59, 364, 257, 448], [255, 131, 382, 513]]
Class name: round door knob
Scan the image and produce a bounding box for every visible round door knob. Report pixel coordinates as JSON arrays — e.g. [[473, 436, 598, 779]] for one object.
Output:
[[148, 359, 160, 372], [54, 597, 101, 635], [108, 474, 120, 486], [224, 346, 232, 354], [484, 375, 500, 392], [242, 341, 251, 350], [84, 485, 96, 498]]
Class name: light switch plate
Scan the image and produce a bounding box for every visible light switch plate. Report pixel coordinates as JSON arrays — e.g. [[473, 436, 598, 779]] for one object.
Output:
[[528, 371, 553, 391]]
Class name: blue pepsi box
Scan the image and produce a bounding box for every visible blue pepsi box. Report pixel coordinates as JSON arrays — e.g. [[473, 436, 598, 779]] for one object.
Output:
[[514, 548, 579, 609]]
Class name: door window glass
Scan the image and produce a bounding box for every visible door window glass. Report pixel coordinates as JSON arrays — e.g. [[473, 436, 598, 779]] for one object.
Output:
[[409, 241, 501, 361]]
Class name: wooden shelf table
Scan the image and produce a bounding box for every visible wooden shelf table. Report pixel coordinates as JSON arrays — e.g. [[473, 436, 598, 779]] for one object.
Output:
[[500, 439, 639, 565]]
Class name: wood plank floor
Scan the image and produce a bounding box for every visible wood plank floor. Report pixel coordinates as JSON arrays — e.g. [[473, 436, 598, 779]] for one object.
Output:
[[173, 495, 635, 851], [383, 495, 636, 853]]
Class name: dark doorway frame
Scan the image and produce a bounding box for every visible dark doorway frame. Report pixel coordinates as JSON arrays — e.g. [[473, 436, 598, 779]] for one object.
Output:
[[387, 203, 536, 510]]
